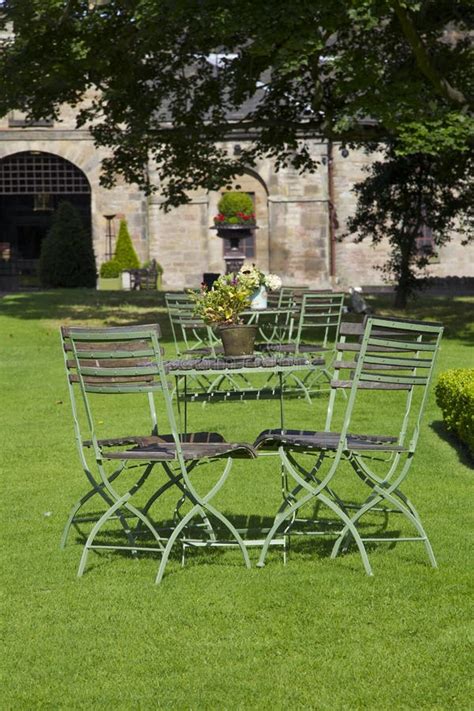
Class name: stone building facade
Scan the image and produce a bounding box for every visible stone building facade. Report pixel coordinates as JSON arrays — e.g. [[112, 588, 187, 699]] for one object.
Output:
[[1, 105, 472, 290]]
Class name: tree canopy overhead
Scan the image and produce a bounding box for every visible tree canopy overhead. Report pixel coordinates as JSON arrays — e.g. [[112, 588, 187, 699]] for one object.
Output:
[[1, 0, 472, 207]]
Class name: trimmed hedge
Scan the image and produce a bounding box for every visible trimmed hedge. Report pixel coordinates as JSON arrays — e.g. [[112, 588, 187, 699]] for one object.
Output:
[[100, 259, 121, 278], [114, 219, 140, 271], [435, 368, 474, 456]]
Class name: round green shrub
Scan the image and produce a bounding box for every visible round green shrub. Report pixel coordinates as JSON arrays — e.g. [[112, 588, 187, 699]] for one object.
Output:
[[217, 191, 254, 217], [39, 201, 97, 288], [100, 259, 121, 278], [114, 219, 140, 270]]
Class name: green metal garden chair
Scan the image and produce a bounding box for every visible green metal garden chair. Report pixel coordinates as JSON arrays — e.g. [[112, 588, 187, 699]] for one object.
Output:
[[61, 324, 256, 583], [254, 316, 444, 575], [165, 291, 219, 357], [259, 291, 346, 398]]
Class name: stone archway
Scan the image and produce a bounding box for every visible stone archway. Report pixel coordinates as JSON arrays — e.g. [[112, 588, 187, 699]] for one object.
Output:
[[0, 151, 91, 284]]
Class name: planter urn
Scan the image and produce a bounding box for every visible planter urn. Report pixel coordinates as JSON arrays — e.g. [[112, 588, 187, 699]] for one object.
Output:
[[211, 223, 258, 274]]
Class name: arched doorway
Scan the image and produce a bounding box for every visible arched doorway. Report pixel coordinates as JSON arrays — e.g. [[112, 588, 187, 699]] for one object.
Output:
[[0, 151, 91, 285]]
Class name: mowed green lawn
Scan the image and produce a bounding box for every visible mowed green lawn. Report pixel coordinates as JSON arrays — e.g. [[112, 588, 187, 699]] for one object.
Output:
[[1, 290, 472, 710]]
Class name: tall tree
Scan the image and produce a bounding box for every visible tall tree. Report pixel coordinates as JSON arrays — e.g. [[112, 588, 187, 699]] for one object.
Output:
[[0, 0, 472, 208], [344, 147, 473, 307]]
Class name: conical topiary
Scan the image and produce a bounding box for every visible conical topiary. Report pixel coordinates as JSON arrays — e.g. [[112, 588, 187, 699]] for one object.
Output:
[[39, 201, 97, 288], [113, 219, 140, 270]]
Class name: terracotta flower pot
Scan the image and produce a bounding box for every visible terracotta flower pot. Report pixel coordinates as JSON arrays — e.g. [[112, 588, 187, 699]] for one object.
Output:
[[218, 324, 258, 356]]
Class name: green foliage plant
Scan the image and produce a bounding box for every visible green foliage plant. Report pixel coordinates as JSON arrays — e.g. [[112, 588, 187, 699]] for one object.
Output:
[[1, 2, 472, 209], [39, 201, 96, 288], [190, 273, 252, 326], [113, 219, 140, 270], [218, 192, 253, 215], [435, 368, 474, 456], [99, 259, 121, 278], [214, 192, 256, 226]]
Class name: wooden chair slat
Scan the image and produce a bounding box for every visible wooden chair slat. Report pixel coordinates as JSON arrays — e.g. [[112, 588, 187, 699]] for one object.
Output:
[[331, 379, 411, 390]]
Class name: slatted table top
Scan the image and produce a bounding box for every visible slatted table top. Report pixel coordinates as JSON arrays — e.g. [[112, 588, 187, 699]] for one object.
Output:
[[165, 354, 324, 374]]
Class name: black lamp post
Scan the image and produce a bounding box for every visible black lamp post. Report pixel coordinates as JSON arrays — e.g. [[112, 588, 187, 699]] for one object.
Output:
[[103, 214, 116, 261]]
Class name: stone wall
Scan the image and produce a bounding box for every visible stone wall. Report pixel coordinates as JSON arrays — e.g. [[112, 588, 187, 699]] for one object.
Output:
[[331, 144, 474, 288], [1, 110, 473, 289]]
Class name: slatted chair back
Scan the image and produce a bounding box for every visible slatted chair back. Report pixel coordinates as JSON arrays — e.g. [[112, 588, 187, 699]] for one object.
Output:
[[326, 317, 443, 449], [165, 291, 214, 355], [277, 285, 309, 309], [61, 324, 180, 460], [293, 291, 345, 352]]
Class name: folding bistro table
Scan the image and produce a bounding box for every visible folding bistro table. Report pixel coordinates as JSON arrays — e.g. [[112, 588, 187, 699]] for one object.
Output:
[[167, 353, 324, 435]]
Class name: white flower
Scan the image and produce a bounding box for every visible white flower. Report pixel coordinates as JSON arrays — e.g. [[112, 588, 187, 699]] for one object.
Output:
[[264, 273, 282, 291], [238, 265, 262, 290]]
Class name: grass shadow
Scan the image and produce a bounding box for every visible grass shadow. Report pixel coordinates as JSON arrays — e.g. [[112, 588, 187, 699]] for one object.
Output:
[[0, 289, 177, 343], [430, 420, 473, 467], [367, 294, 474, 345]]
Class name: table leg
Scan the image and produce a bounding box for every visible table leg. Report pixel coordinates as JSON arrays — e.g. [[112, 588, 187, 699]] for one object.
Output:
[[279, 371, 284, 431], [184, 375, 188, 436]]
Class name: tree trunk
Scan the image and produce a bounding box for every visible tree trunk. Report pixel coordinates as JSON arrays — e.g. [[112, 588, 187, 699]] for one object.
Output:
[[393, 237, 414, 309], [394, 285, 408, 309]]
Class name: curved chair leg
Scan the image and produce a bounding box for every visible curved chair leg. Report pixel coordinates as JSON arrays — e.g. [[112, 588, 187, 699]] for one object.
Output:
[[154, 504, 203, 584], [77, 465, 167, 577], [60, 486, 110, 549], [78, 495, 129, 577], [204, 502, 251, 569], [61, 473, 139, 550], [155, 456, 251, 583], [256, 489, 316, 568], [331, 486, 437, 569]]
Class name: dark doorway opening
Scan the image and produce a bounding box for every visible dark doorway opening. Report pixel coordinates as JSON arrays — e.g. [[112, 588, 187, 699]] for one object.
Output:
[[0, 151, 91, 289]]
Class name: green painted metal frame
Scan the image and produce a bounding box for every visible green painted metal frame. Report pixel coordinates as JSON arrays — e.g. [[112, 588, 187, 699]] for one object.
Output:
[[256, 316, 444, 575], [60, 325, 166, 550], [245, 306, 296, 345], [165, 292, 219, 357], [261, 292, 346, 399], [296, 291, 346, 388], [61, 324, 254, 584]]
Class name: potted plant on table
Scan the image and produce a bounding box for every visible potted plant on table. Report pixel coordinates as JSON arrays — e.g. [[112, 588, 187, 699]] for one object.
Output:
[[190, 273, 257, 356], [190, 267, 282, 354]]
